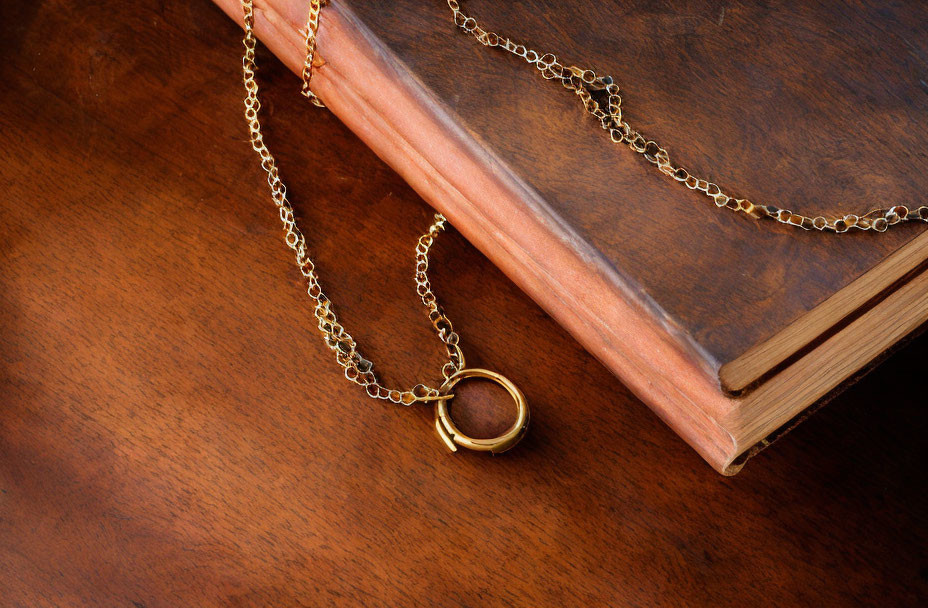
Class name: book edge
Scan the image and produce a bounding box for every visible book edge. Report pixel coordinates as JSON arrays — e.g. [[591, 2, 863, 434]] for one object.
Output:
[[721, 231, 928, 393]]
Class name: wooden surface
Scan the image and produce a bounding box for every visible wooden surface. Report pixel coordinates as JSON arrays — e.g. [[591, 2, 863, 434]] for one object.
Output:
[[340, 0, 928, 390], [1, 1, 926, 606]]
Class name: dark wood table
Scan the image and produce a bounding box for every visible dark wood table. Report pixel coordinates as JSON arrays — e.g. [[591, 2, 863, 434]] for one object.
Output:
[[1, 2, 925, 606]]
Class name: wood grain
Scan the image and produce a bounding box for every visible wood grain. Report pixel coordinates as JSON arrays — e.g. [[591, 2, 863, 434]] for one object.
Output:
[[1, 1, 926, 606]]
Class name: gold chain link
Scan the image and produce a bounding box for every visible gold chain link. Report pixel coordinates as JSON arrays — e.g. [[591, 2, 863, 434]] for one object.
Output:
[[446, 0, 928, 233], [241, 0, 464, 406]]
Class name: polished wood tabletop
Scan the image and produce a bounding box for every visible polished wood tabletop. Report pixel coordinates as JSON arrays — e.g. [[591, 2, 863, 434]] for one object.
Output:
[[1, 2, 925, 606]]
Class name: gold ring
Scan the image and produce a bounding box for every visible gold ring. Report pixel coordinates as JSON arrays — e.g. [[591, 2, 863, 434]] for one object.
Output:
[[433, 368, 529, 454]]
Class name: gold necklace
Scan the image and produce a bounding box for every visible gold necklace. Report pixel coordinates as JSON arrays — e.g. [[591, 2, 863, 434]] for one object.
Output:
[[242, 0, 927, 454], [240, 0, 529, 454]]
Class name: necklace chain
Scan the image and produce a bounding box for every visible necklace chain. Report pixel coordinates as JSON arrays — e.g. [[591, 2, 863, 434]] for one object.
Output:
[[446, 0, 928, 233], [298, 0, 326, 107], [242, 0, 464, 406]]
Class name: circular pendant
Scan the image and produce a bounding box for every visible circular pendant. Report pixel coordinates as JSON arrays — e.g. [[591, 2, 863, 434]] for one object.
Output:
[[433, 368, 529, 454]]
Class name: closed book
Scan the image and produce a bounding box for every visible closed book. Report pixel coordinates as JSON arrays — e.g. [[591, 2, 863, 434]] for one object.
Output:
[[213, 0, 928, 474]]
